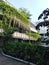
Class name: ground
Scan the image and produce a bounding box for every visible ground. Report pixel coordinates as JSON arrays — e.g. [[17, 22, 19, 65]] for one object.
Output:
[[0, 54, 27, 65]]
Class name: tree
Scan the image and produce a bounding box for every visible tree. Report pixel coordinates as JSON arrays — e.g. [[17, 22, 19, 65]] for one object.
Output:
[[0, 0, 4, 2], [38, 8, 49, 20], [19, 8, 32, 43], [19, 8, 32, 20]]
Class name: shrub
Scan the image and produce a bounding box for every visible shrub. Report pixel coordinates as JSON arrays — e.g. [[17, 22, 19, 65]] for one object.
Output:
[[3, 41, 49, 65]]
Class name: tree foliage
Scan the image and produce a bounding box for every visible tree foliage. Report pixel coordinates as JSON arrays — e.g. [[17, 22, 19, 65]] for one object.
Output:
[[0, 2, 30, 25], [38, 8, 49, 20], [0, 1, 40, 40], [19, 8, 32, 20], [0, 2, 31, 35]]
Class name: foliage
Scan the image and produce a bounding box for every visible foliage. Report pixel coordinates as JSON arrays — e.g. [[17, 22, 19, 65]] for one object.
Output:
[[0, 2, 30, 25], [3, 40, 49, 65], [0, 2, 31, 37], [26, 32, 41, 40], [0, 0, 4, 2], [19, 8, 32, 20], [38, 8, 49, 20], [0, 2, 41, 40]]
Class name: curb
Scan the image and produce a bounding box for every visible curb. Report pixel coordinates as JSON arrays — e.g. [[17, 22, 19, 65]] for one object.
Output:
[[2, 52, 36, 65]]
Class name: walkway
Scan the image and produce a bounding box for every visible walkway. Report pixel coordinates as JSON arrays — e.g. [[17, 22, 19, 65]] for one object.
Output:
[[0, 54, 27, 65]]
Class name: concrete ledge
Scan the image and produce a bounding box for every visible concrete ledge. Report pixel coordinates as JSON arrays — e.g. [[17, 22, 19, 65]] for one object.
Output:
[[2, 52, 36, 65]]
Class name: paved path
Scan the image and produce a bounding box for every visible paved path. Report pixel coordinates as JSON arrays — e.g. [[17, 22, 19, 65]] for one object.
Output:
[[0, 54, 27, 65]]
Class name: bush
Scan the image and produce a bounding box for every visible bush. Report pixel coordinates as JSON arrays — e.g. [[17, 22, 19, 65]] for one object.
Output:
[[3, 41, 49, 65]]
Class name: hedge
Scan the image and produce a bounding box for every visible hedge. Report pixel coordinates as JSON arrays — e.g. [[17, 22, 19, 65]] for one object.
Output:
[[3, 41, 49, 65]]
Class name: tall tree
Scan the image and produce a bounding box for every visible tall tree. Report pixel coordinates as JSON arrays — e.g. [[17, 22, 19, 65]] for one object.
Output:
[[19, 8, 32, 43], [38, 8, 49, 20], [19, 8, 32, 20]]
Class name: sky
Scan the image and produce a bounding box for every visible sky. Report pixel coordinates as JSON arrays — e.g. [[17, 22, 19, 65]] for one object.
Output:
[[7, 0, 49, 23]]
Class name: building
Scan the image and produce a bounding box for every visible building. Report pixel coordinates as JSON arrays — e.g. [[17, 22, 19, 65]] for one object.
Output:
[[30, 22, 37, 33], [0, 0, 38, 43]]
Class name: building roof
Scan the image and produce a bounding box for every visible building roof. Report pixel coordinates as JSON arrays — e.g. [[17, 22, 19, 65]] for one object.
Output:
[[30, 22, 38, 33], [30, 27, 37, 33]]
